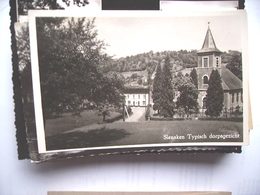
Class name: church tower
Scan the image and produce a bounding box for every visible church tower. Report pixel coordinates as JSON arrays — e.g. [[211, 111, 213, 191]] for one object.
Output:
[[197, 23, 223, 87], [197, 23, 222, 69], [197, 23, 222, 109]]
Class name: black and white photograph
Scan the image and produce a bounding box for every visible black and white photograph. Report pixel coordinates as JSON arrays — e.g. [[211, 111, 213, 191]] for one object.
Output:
[[17, 0, 95, 16], [24, 11, 248, 153]]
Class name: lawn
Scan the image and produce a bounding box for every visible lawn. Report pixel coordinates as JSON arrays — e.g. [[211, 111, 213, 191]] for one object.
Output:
[[46, 120, 243, 151], [44, 110, 122, 137]]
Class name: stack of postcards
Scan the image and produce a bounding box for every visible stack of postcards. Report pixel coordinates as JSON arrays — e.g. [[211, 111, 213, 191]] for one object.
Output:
[[12, 0, 252, 163]]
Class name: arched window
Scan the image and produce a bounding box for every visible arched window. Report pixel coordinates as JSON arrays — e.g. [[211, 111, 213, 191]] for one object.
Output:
[[203, 97, 207, 109], [203, 75, 209, 84]]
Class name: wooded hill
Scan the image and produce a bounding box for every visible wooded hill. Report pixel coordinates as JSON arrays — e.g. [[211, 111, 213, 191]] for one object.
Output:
[[101, 50, 198, 74], [101, 50, 242, 80]]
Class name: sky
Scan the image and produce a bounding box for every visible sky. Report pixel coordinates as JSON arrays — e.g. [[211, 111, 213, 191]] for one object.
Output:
[[92, 13, 246, 58]]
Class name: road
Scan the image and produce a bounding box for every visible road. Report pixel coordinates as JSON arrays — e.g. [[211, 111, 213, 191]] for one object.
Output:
[[125, 107, 146, 122]]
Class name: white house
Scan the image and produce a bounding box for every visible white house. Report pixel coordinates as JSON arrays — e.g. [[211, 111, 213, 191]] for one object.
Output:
[[124, 86, 150, 107]]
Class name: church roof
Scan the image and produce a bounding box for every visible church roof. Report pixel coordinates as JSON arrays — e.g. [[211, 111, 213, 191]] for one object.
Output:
[[197, 25, 222, 54], [196, 67, 242, 91], [221, 67, 242, 90]]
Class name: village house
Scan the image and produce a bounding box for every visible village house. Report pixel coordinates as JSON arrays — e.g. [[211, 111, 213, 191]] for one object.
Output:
[[124, 85, 150, 107]]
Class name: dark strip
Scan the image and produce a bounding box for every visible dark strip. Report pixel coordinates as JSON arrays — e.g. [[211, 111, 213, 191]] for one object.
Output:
[[102, 0, 160, 10], [9, 0, 30, 159], [238, 0, 245, 9]]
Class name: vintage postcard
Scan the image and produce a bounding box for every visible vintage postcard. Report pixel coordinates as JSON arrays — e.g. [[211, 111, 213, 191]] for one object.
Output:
[[22, 10, 248, 155], [14, 10, 248, 161]]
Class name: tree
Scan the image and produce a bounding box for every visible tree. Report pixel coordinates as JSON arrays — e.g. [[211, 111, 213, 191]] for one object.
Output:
[[152, 64, 163, 113], [159, 56, 175, 117], [205, 69, 224, 117], [137, 78, 143, 85], [35, 17, 124, 118], [190, 68, 198, 88], [16, 23, 35, 121], [173, 72, 198, 117], [18, 0, 89, 15], [226, 51, 242, 80], [130, 73, 138, 81], [152, 56, 175, 117]]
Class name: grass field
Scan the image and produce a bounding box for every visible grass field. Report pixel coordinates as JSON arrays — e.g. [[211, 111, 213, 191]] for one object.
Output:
[[46, 120, 243, 151], [45, 110, 121, 137]]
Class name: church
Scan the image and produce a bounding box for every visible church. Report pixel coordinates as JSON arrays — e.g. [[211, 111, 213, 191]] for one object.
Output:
[[123, 24, 243, 117], [196, 24, 243, 116]]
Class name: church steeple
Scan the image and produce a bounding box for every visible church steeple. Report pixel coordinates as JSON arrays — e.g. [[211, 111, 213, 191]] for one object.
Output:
[[198, 22, 221, 54], [197, 23, 222, 69]]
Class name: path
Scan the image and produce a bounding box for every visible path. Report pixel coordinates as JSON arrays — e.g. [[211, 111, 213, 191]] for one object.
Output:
[[125, 107, 146, 122]]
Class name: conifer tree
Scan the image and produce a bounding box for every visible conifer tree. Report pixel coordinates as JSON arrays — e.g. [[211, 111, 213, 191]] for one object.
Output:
[[190, 68, 198, 89], [205, 69, 224, 117], [160, 56, 175, 117], [152, 64, 162, 113]]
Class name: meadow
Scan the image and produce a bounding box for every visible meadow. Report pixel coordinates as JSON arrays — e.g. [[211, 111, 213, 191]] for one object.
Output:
[[45, 120, 243, 151]]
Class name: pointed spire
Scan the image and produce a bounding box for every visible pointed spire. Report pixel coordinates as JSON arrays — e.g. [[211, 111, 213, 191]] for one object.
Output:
[[197, 23, 221, 54]]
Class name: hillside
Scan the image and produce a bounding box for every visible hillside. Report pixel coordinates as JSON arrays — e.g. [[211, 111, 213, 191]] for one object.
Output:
[[101, 50, 198, 74], [100, 50, 242, 87]]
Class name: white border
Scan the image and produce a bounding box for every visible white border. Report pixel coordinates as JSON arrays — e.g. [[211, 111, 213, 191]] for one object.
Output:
[[28, 10, 249, 153], [28, 15, 46, 153]]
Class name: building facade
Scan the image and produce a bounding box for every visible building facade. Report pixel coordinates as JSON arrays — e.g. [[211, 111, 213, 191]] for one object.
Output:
[[196, 25, 243, 115], [124, 86, 150, 107]]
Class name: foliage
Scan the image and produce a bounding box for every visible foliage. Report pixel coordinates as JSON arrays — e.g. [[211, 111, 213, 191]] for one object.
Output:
[[130, 73, 138, 80], [137, 78, 143, 85], [103, 49, 242, 85], [16, 24, 32, 95], [102, 50, 198, 74], [152, 56, 175, 117], [222, 50, 242, 80], [160, 56, 175, 117], [190, 68, 198, 88], [173, 73, 198, 117], [152, 64, 163, 112], [35, 17, 124, 118], [205, 69, 224, 117], [18, 0, 89, 15], [16, 23, 37, 126]]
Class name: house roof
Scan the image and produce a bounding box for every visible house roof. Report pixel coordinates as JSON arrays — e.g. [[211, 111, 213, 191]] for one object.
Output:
[[221, 67, 242, 90], [124, 85, 149, 94], [197, 25, 222, 54]]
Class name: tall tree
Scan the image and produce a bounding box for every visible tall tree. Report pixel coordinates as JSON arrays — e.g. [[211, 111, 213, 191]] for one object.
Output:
[[190, 68, 198, 88], [205, 69, 224, 117], [152, 64, 162, 113], [159, 56, 175, 117], [35, 17, 124, 118]]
